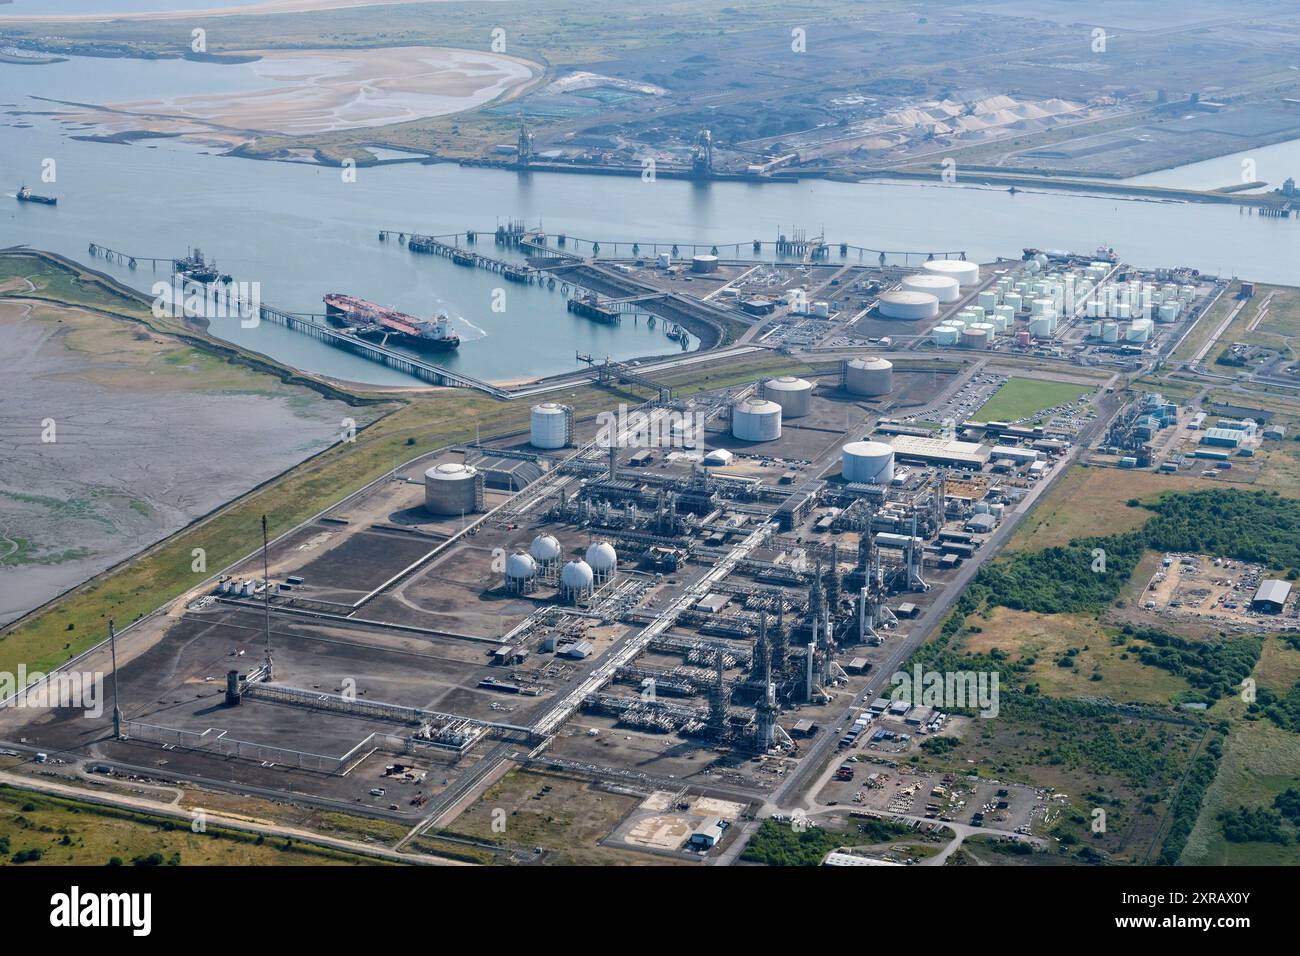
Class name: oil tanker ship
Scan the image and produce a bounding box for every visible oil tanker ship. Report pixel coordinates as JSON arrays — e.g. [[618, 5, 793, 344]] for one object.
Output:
[[323, 293, 460, 352]]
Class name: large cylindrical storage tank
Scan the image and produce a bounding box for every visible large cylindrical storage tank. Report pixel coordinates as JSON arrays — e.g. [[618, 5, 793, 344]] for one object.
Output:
[[585, 541, 618, 583], [1127, 318, 1153, 343], [560, 560, 594, 603], [842, 441, 895, 484], [962, 325, 991, 349], [530, 402, 571, 449], [763, 376, 813, 417], [1028, 316, 1052, 339], [1004, 292, 1023, 312], [878, 290, 939, 320], [731, 397, 782, 441], [901, 273, 961, 303], [923, 259, 980, 287], [1102, 321, 1119, 343], [931, 323, 961, 346], [424, 462, 481, 516], [691, 254, 718, 273], [845, 356, 893, 396], [977, 290, 999, 311]]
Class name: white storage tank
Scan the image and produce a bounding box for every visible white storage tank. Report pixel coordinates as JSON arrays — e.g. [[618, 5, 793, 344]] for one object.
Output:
[[931, 323, 961, 346], [529, 533, 562, 568], [424, 462, 481, 516], [1102, 321, 1119, 343], [901, 273, 961, 303], [1004, 292, 1023, 312], [923, 258, 980, 287], [691, 254, 719, 273], [842, 441, 895, 484], [585, 541, 618, 583], [1127, 318, 1153, 343], [732, 397, 783, 441], [878, 290, 939, 320], [1028, 316, 1053, 339], [1157, 302, 1179, 323], [530, 402, 572, 449], [504, 552, 538, 592], [763, 376, 814, 417], [977, 290, 999, 311], [560, 559, 594, 602], [844, 356, 893, 396]]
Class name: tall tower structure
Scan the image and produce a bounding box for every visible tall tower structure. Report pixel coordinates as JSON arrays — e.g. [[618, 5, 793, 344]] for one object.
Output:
[[708, 651, 729, 741]]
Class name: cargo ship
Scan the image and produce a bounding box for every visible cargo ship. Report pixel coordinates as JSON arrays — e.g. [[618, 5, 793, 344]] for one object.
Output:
[[323, 293, 460, 352], [15, 184, 56, 206]]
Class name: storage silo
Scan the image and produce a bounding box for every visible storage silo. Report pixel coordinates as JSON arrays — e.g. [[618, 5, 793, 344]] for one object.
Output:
[[878, 290, 939, 320], [844, 356, 894, 396], [691, 254, 719, 274], [901, 273, 961, 303], [962, 324, 992, 349], [530, 402, 572, 449], [931, 323, 961, 347], [1102, 321, 1119, 343], [763, 376, 814, 417], [560, 559, 594, 603], [732, 397, 783, 441], [504, 552, 538, 593], [1004, 292, 1023, 312], [1028, 316, 1053, 339], [923, 259, 980, 287], [842, 441, 895, 484], [1126, 318, 1153, 343], [977, 290, 999, 311], [424, 462, 482, 516], [585, 541, 618, 584]]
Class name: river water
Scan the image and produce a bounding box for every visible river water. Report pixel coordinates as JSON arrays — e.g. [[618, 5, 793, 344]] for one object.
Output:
[[3, 55, 1300, 384]]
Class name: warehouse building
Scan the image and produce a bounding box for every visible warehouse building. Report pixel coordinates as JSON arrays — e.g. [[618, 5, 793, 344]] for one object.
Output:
[[1252, 580, 1292, 614], [886, 435, 990, 469], [1200, 428, 1243, 448]]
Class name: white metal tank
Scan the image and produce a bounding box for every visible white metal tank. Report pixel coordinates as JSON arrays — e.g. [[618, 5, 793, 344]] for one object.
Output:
[[424, 462, 481, 516], [731, 397, 782, 441], [1004, 292, 1023, 312], [844, 356, 893, 396], [529, 534, 562, 567], [901, 273, 961, 303], [1102, 321, 1119, 343], [505, 552, 537, 590], [763, 376, 813, 417], [878, 290, 939, 320], [923, 259, 980, 287], [560, 559, 594, 601], [1028, 316, 1052, 339], [585, 541, 618, 582], [842, 441, 895, 484], [530, 402, 571, 449], [1127, 318, 1153, 343], [977, 290, 999, 311], [931, 324, 961, 346]]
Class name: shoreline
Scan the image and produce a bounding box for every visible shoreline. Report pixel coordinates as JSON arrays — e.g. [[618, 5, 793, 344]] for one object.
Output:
[[0, 0, 461, 24]]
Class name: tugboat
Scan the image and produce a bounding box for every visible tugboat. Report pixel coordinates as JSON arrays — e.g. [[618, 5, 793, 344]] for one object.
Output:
[[323, 293, 460, 352], [15, 184, 57, 206]]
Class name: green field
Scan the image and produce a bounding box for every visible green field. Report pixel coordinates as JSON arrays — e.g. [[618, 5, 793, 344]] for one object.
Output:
[[975, 377, 1091, 423], [0, 785, 389, 867]]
